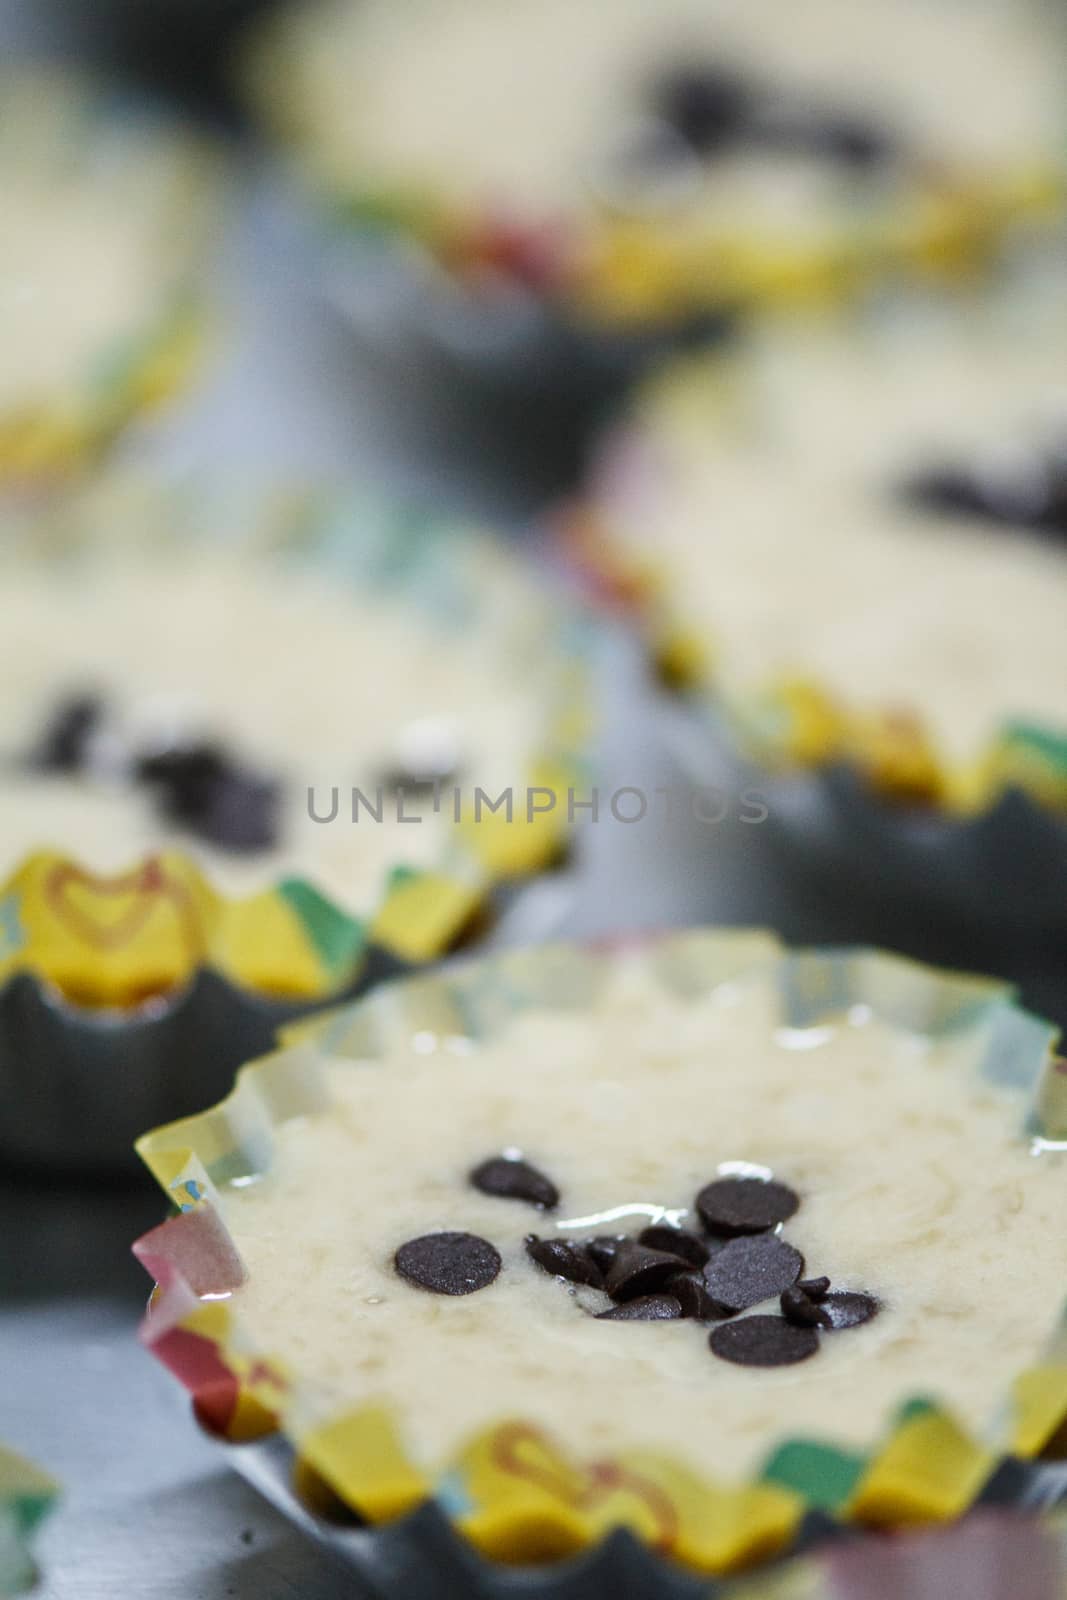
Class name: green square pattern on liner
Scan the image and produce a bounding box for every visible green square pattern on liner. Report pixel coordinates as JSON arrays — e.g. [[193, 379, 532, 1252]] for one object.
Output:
[[760, 1440, 866, 1512], [1001, 720, 1067, 774], [277, 879, 365, 981]]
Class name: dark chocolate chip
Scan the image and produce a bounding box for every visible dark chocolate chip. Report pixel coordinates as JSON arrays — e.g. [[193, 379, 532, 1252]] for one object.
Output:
[[138, 742, 279, 853], [821, 1291, 880, 1330], [638, 1225, 710, 1268], [670, 1273, 731, 1321], [470, 1155, 560, 1210], [586, 1236, 628, 1275], [696, 1177, 799, 1237], [604, 1239, 695, 1303], [752, 102, 896, 170], [137, 741, 227, 796], [703, 1234, 804, 1312], [709, 1315, 819, 1367], [525, 1236, 603, 1289], [379, 766, 460, 800], [394, 1232, 501, 1295], [32, 694, 103, 773], [901, 466, 1002, 523], [798, 1277, 830, 1301], [198, 771, 279, 852], [781, 1285, 832, 1329], [596, 1294, 683, 1322], [812, 112, 895, 170], [901, 460, 1067, 538], [653, 64, 754, 154]]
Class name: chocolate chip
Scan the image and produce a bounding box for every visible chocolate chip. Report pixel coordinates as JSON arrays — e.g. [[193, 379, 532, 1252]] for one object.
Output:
[[32, 694, 103, 772], [901, 459, 1067, 538], [670, 1273, 730, 1321], [470, 1156, 559, 1210], [822, 1291, 880, 1330], [781, 1285, 832, 1329], [137, 741, 227, 796], [379, 766, 460, 800], [638, 1225, 710, 1268], [812, 112, 895, 169], [752, 102, 896, 170], [525, 1236, 603, 1288], [695, 1177, 799, 1237], [604, 1239, 694, 1303], [709, 1315, 819, 1367], [653, 64, 754, 153], [138, 742, 279, 853], [703, 1234, 804, 1312], [199, 771, 279, 852], [902, 466, 999, 522], [798, 1277, 830, 1301], [596, 1294, 683, 1322], [394, 1232, 501, 1295], [586, 1236, 628, 1275]]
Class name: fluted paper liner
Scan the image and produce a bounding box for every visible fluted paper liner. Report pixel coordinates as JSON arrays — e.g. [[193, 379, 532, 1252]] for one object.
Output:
[[0, 1446, 58, 1598], [0, 300, 206, 488], [0, 72, 218, 485], [242, 5, 1065, 333], [0, 850, 388, 1008], [564, 447, 1067, 817], [0, 483, 591, 1008], [729, 1510, 1067, 1600], [134, 931, 1067, 1579]]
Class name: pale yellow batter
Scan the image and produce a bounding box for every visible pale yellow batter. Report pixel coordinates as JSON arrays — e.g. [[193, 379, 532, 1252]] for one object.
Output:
[[598, 274, 1067, 762], [221, 956, 1067, 1481], [0, 484, 563, 913], [253, 0, 1066, 233], [0, 71, 213, 418]]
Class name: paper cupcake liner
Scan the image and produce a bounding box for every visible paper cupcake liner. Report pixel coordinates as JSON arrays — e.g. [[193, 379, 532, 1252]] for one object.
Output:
[[730, 1508, 1067, 1600], [0, 297, 208, 489], [0, 76, 220, 487], [242, 7, 1065, 336], [562, 474, 1067, 820], [0, 1447, 58, 1599], [215, 1439, 1067, 1600], [134, 931, 1067, 1582], [0, 486, 593, 1172]]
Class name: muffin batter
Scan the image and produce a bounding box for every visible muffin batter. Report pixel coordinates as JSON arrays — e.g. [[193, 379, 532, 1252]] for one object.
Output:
[[0, 483, 563, 915], [0, 70, 212, 420], [220, 955, 1067, 1481], [597, 275, 1067, 764], [252, 0, 1066, 274]]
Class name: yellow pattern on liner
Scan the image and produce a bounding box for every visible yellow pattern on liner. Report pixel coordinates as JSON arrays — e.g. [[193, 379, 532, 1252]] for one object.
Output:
[[845, 1408, 994, 1527], [0, 851, 335, 1008]]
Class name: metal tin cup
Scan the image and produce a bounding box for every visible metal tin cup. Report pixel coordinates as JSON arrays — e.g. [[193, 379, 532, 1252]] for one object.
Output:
[[0, 947, 406, 1180]]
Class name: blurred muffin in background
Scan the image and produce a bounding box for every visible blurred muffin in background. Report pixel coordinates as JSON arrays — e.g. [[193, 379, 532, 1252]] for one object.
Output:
[[0, 68, 221, 486], [244, 0, 1067, 329], [584, 266, 1067, 812], [0, 476, 591, 1173], [0, 476, 589, 1007]]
